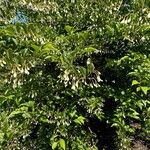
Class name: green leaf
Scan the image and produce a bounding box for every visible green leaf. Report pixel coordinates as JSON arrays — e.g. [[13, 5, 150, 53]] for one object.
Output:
[[39, 117, 50, 123], [9, 110, 22, 118], [0, 132, 4, 142], [74, 116, 85, 125], [42, 43, 57, 52], [87, 58, 95, 74], [84, 47, 96, 53], [128, 108, 140, 120], [22, 112, 31, 119], [136, 87, 141, 92], [105, 25, 114, 35], [65, 25, 73, 33], [59, 139, 66, 150], [31, 44, 41, 52], [20, 101, 35, 108], [132, 80, 139, 86], [141, 86, 149, 95], [52, 142, 58, 150], [78, 66, 86, 76]]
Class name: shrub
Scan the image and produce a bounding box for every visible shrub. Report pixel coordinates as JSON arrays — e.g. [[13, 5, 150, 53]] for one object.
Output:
[[0, 0, 150, 149]]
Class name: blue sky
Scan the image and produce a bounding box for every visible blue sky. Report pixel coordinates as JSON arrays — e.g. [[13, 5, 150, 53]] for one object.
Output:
[[10, 11, 28, 24]]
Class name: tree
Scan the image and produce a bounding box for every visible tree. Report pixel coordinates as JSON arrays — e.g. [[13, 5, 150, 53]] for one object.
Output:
[[0, 0, 150, 149]]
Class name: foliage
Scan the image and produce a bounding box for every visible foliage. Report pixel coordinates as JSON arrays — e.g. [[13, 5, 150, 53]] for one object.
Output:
[[0, 0, 150, 149]]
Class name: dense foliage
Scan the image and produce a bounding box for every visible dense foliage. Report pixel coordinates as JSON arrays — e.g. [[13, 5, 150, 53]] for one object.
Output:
[[0, 0, 150, 149]]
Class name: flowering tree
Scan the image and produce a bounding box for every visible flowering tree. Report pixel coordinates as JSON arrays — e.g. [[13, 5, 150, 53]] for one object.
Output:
[[0, 0, 150, 149]]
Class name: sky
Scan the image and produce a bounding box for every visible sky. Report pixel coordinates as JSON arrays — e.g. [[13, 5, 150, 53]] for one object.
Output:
[[10, 11, 28, 24]]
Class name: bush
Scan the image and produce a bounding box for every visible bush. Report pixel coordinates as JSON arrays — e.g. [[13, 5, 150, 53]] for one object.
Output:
[[0, 0, 150, 149]]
